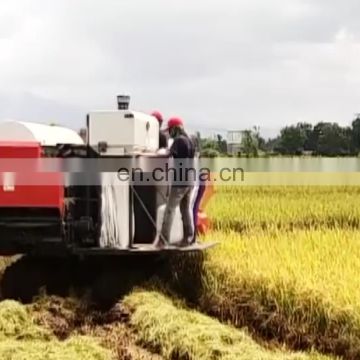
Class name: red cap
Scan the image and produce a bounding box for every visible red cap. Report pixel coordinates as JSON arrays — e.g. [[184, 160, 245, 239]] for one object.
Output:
[[167, 117, 184, 130], [151, 110, 164, 123]]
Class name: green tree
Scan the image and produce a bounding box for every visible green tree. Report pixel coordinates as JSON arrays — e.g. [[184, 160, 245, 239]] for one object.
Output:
[[297, 123, 315, 151], [216, 134, 228, 154], [253, 126, 266, 151], [279, 124, 307, 155], [241, 129, 259, 157], [314, 122, 351, 156], [265, 136, 281, 153], [351, 115, 360, 153], [199, 133, 227, 156]]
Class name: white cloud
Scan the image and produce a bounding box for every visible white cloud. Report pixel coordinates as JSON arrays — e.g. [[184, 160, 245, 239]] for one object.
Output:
[[335, 28, 355, 43], [1, 0, 360, 134]]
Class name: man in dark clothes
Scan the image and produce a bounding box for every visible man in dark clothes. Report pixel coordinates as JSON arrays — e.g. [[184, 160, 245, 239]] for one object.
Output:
[[157, 117, 195, 248], [151, 110, 168, 149]]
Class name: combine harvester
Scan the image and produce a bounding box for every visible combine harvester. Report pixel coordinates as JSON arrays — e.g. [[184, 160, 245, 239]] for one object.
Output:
[[0, 96, 214, 301]]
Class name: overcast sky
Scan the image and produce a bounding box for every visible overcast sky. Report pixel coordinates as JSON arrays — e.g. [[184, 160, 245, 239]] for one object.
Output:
[[1, 0, 360, 137]]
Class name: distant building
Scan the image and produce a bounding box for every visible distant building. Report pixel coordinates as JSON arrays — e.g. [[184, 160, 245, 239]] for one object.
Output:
[[227, 130, 245, 155]]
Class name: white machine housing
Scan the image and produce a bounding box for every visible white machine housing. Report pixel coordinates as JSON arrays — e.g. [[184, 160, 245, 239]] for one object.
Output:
[[0, 120, 84, 146], [87, 110, 159, 156]]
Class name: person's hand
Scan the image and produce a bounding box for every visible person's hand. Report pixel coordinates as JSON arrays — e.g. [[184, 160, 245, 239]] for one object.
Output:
[[157, 148, 170, 155]]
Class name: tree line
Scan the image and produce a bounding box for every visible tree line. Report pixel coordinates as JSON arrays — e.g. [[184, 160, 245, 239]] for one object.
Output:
[[198, 115, 360, 157]]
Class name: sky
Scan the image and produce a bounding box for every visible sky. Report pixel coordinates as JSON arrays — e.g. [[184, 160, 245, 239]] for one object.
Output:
[[1, 0, 360, 138]]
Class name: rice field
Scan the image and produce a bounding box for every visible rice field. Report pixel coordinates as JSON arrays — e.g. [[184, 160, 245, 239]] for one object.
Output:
[[208, 186, 360, 232], [0, 185, 358, 359], [197, 229, 360, 356], [194, 186, 360, 359]]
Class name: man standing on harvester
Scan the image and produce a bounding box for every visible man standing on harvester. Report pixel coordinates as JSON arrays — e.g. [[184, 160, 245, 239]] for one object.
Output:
[[151, 110, 168, 149], [156, 117, 196, 248]]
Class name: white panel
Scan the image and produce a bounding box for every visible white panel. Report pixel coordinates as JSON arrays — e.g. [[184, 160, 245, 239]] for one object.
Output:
[[99, 172, 130, 249], [0, 120, 84, 146], [88, 111, 159, 155]]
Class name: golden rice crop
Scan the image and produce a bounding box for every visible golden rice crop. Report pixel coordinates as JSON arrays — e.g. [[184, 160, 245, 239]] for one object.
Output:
[[168, 185, 360, 358], [204, 229, 360, 312], [195, 228, 360, 358], [124, 290, 333, 360], [208, 186, 360, 232]]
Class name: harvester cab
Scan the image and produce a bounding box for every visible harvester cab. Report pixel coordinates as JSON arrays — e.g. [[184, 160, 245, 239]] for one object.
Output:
[[0, 96, 215, 259]]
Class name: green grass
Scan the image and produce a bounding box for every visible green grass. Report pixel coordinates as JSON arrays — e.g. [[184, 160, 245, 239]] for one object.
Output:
[[124, 290, 333, 360]]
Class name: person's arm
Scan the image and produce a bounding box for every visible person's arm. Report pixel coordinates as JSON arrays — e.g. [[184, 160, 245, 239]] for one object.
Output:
[[170, 137, 184, 158]]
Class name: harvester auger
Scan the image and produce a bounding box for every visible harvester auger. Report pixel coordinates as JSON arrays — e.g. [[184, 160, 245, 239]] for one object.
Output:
[[0, 96, 215, 302]]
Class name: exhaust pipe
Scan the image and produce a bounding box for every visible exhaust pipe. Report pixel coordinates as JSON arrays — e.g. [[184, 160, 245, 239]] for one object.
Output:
[[117, 95, 130, 110]]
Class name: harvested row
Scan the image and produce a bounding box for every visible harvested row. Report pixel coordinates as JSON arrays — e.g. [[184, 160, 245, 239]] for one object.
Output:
[[2, 289, 333, 360], [0, 338, 110, 360], [0, 299, 111, 359], [123, 290, 333, 360], [30, 295, 163, 360], [208, 186, 360, 232]]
